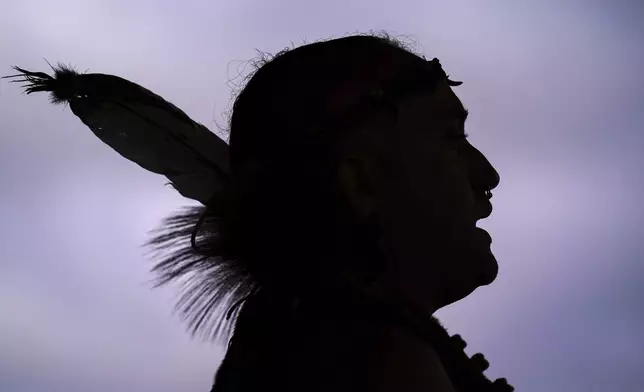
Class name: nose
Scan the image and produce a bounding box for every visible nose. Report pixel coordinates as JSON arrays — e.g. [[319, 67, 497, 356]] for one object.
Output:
[[467, 144, 500, 193]]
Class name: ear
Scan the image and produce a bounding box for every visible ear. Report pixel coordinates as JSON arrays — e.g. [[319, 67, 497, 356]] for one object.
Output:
[[336, 155, 378, 219]]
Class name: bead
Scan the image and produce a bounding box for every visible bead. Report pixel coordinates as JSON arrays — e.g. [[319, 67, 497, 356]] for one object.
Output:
[[471, 352, 489, 371], [492, 378, 514, 392], [451, 334, 467, 350]]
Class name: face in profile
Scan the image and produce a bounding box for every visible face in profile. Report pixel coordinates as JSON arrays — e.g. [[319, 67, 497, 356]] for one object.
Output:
[[367, 78, 501, 311]]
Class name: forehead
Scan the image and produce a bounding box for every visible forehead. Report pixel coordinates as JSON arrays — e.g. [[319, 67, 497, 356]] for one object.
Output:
[[366, 54, 467, 124], [397, 80, 466, 124], [379, 54, 465, 116], [325, 55, 465, 128]]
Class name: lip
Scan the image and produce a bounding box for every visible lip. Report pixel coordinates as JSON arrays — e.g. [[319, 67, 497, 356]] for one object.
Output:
[[474, 199, 493, 221]]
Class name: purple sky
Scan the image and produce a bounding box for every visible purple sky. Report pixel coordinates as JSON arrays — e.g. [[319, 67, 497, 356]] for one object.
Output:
[[1, 1, 643, 391]]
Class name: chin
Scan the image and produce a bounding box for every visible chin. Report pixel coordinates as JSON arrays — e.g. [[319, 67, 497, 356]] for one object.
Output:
[[476, 253, 499, 286], [448, 253, 498, 305]]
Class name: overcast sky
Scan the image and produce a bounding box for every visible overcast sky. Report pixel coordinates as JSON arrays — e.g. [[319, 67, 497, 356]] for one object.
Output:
[[1, 1, 643, 391]]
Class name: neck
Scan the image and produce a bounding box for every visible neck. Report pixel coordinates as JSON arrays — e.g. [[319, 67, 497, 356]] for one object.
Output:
[[287, 312, 457, 392], [216, 288, 507, 392], [217, 289, 457, 392]]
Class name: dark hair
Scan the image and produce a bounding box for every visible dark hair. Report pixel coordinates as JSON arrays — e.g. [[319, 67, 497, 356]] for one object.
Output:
[[147, 32, 460, 342]]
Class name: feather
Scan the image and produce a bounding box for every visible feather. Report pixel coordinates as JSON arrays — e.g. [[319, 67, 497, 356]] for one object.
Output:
[[3, 63, 230, 205], [4, 63, 248, 342]]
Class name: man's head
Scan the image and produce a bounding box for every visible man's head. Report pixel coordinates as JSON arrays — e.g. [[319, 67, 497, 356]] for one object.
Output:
[[224, 33, 500, 312], [337, 77, 500, 311]]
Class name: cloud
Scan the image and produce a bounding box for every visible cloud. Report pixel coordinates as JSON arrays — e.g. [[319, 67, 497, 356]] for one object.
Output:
[[1, 1, 643, 391]]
